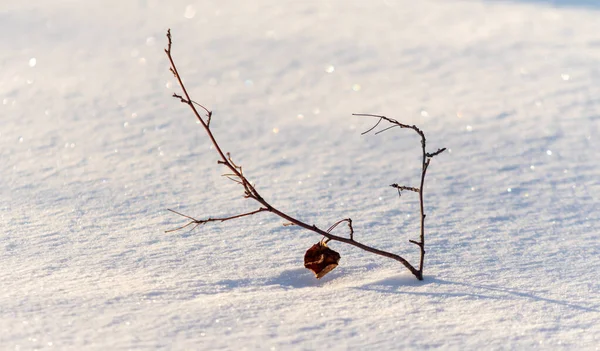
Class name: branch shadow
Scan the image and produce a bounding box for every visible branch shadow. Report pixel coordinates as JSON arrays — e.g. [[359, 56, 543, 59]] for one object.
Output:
[[265, 267, 343, 288], [357, 276, 599, 313], [208, 264, 377, 293], [187, 270, 326, 296]]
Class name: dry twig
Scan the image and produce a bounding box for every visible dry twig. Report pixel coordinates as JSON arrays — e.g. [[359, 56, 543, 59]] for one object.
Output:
[[164, 29, 445, 280], [354, 114, 446, 274]]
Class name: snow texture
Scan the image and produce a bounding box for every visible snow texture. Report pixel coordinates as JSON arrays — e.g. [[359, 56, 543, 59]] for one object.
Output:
[[2, 0, 599, 349]]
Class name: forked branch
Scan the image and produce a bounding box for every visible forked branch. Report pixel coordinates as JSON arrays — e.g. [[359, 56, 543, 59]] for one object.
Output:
[[164, 30, 445, 280], [165, 208, 269, 233], [325, 218, 354, 242], [354, 113, 446, 274]]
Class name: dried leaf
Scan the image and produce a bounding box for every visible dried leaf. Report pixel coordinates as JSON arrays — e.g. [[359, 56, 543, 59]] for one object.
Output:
[[304, 241, 341, 279]]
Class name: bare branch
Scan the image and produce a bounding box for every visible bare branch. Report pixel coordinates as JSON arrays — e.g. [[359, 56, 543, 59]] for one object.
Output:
[[165, 30, 207, 127], [191, 100, 211, 120], [226, 152, 242, 173], [356, 112, 446, 279], [324, 218, 354, 242], [165, 207, 269, 233], [390, 184, 420, 193], [426, 147, 446, 158], [361, 117, 383, 135], [409, 240, 423, 247], [164, 30, 446, 281], [166, 28, 172, 52], [375, 124, 400, 135], [353, 113, 417, 131], [173, 93, 189, 104], [390, 184, 420, 198], [223, 175, 243, 185], [167, 208, 197, 221]]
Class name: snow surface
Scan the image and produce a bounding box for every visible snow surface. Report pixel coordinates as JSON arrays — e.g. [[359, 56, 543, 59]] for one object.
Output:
[[2, 0, 599, 349]]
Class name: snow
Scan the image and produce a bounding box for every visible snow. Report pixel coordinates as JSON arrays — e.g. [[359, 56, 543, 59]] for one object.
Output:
[[2, 0, 599, 349]]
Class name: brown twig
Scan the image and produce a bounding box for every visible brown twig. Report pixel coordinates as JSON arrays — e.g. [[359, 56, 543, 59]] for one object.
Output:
[[353, 113, 446, 278], [324, 218, 354, 242], [165, 208, 269, 233], [390, 184, 420, 197], [164, 29, 445, 280]]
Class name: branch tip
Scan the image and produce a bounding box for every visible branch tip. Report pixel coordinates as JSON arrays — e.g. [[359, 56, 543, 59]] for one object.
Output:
[[166, 29, 172, 52], [360, 117, 383, 135], [409, 240, 422, 247], [426, 147, 447, 158], [390, 184, 420, 193], [165, 207, 269, 233]]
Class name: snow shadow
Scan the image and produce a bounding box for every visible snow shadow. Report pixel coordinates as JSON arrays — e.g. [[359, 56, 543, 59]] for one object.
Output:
[[203, 267, 345, 292], [357, 275, 501, 300], [266, 268, 342, 288], [358, 276, 599, 312], [433, 279, 600, 312], [361, 274, 434, 288]]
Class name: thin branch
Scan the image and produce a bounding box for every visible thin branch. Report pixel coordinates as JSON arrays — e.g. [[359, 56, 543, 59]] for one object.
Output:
[[426, 147, 446, 158], [409, 240, 423, 247], [165, 207, 269, 233], [191, 100, 211, 120], [390, 184, 420, 193], [324, 218, 354, 242], [353, 113, 418, 131], [416, 158, 430, 274], [164, 30, 445, 280], [361, 117, 383, 135], [391, 184, 420, 198], [223, 175, 243, 185], [356, 113, 446, 280], [167, 208, 197, 221], [173, 93, 188, 104], [226, 152, 242, 173], [375, 124, 400, 135], [164, 209, 203, 233]]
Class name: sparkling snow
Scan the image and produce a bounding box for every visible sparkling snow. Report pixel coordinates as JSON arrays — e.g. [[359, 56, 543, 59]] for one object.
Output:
[[1, 0, 599, 349]]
